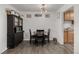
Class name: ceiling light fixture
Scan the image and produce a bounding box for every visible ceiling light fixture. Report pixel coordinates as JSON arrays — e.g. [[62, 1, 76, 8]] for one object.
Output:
[[40, 4, 47, 14]]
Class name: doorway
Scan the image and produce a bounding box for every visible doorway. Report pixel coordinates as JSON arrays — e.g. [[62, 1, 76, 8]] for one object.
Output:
[[64, 7, 74, 45]]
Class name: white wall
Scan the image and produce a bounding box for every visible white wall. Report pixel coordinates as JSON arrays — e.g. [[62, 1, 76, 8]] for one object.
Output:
[[0, 4, 20, 53], [22, 12, 61, 42], [74, 5, 79, 54]]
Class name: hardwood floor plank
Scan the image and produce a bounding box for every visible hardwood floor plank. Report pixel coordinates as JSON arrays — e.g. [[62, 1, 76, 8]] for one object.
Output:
[[2, 41, 74, 54]]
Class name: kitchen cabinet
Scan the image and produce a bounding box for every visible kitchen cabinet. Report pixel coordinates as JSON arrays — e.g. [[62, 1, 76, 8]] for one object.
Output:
[[64, 11, 74, 21], [64, 31, 74, 44], [64, 31, 68, 43], [68, 31, 74, 43]]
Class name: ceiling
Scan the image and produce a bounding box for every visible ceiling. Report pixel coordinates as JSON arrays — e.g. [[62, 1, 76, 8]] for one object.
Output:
[[11, 4, 64, 12]]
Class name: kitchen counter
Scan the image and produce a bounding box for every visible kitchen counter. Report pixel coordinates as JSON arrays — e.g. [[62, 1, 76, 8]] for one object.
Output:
[[64, 27, 74, 32]]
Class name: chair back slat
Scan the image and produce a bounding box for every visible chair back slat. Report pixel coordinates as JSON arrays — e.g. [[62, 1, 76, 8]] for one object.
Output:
[[36, 30, 44, 36]]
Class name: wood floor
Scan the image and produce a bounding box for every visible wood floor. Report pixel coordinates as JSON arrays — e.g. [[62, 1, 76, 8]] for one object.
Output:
[[2, 41, 74, 54]]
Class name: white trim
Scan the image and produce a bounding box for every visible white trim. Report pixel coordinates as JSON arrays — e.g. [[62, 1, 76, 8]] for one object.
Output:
[[23, 39, 30, 41], [1, 47, 7, 54]]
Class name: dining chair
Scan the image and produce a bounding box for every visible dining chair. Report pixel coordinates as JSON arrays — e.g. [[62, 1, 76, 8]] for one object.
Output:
[[36, 30, 44, 36], [29, 29, 35, 44], [48, 29, 50, 42], [45, 29, 50, 43], [35, 30, 45, 46]]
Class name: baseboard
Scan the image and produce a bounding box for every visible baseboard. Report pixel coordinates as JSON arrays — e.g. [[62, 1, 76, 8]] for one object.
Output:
[[57, 40, 64, 45], [23, 39, 30, 41], [1, 47, 7, 54]]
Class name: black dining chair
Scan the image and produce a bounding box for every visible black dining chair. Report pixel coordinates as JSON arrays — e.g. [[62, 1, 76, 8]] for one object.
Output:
[[35, 30, 45, 46], [45, 29, 50, 43], [29, 29, 35, 44]]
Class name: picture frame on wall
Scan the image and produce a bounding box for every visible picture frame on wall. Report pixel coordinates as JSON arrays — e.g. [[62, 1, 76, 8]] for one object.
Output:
[[35, 14, 42, 17], [26, 14, 31, 18], [45, 14, 50, 18]]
